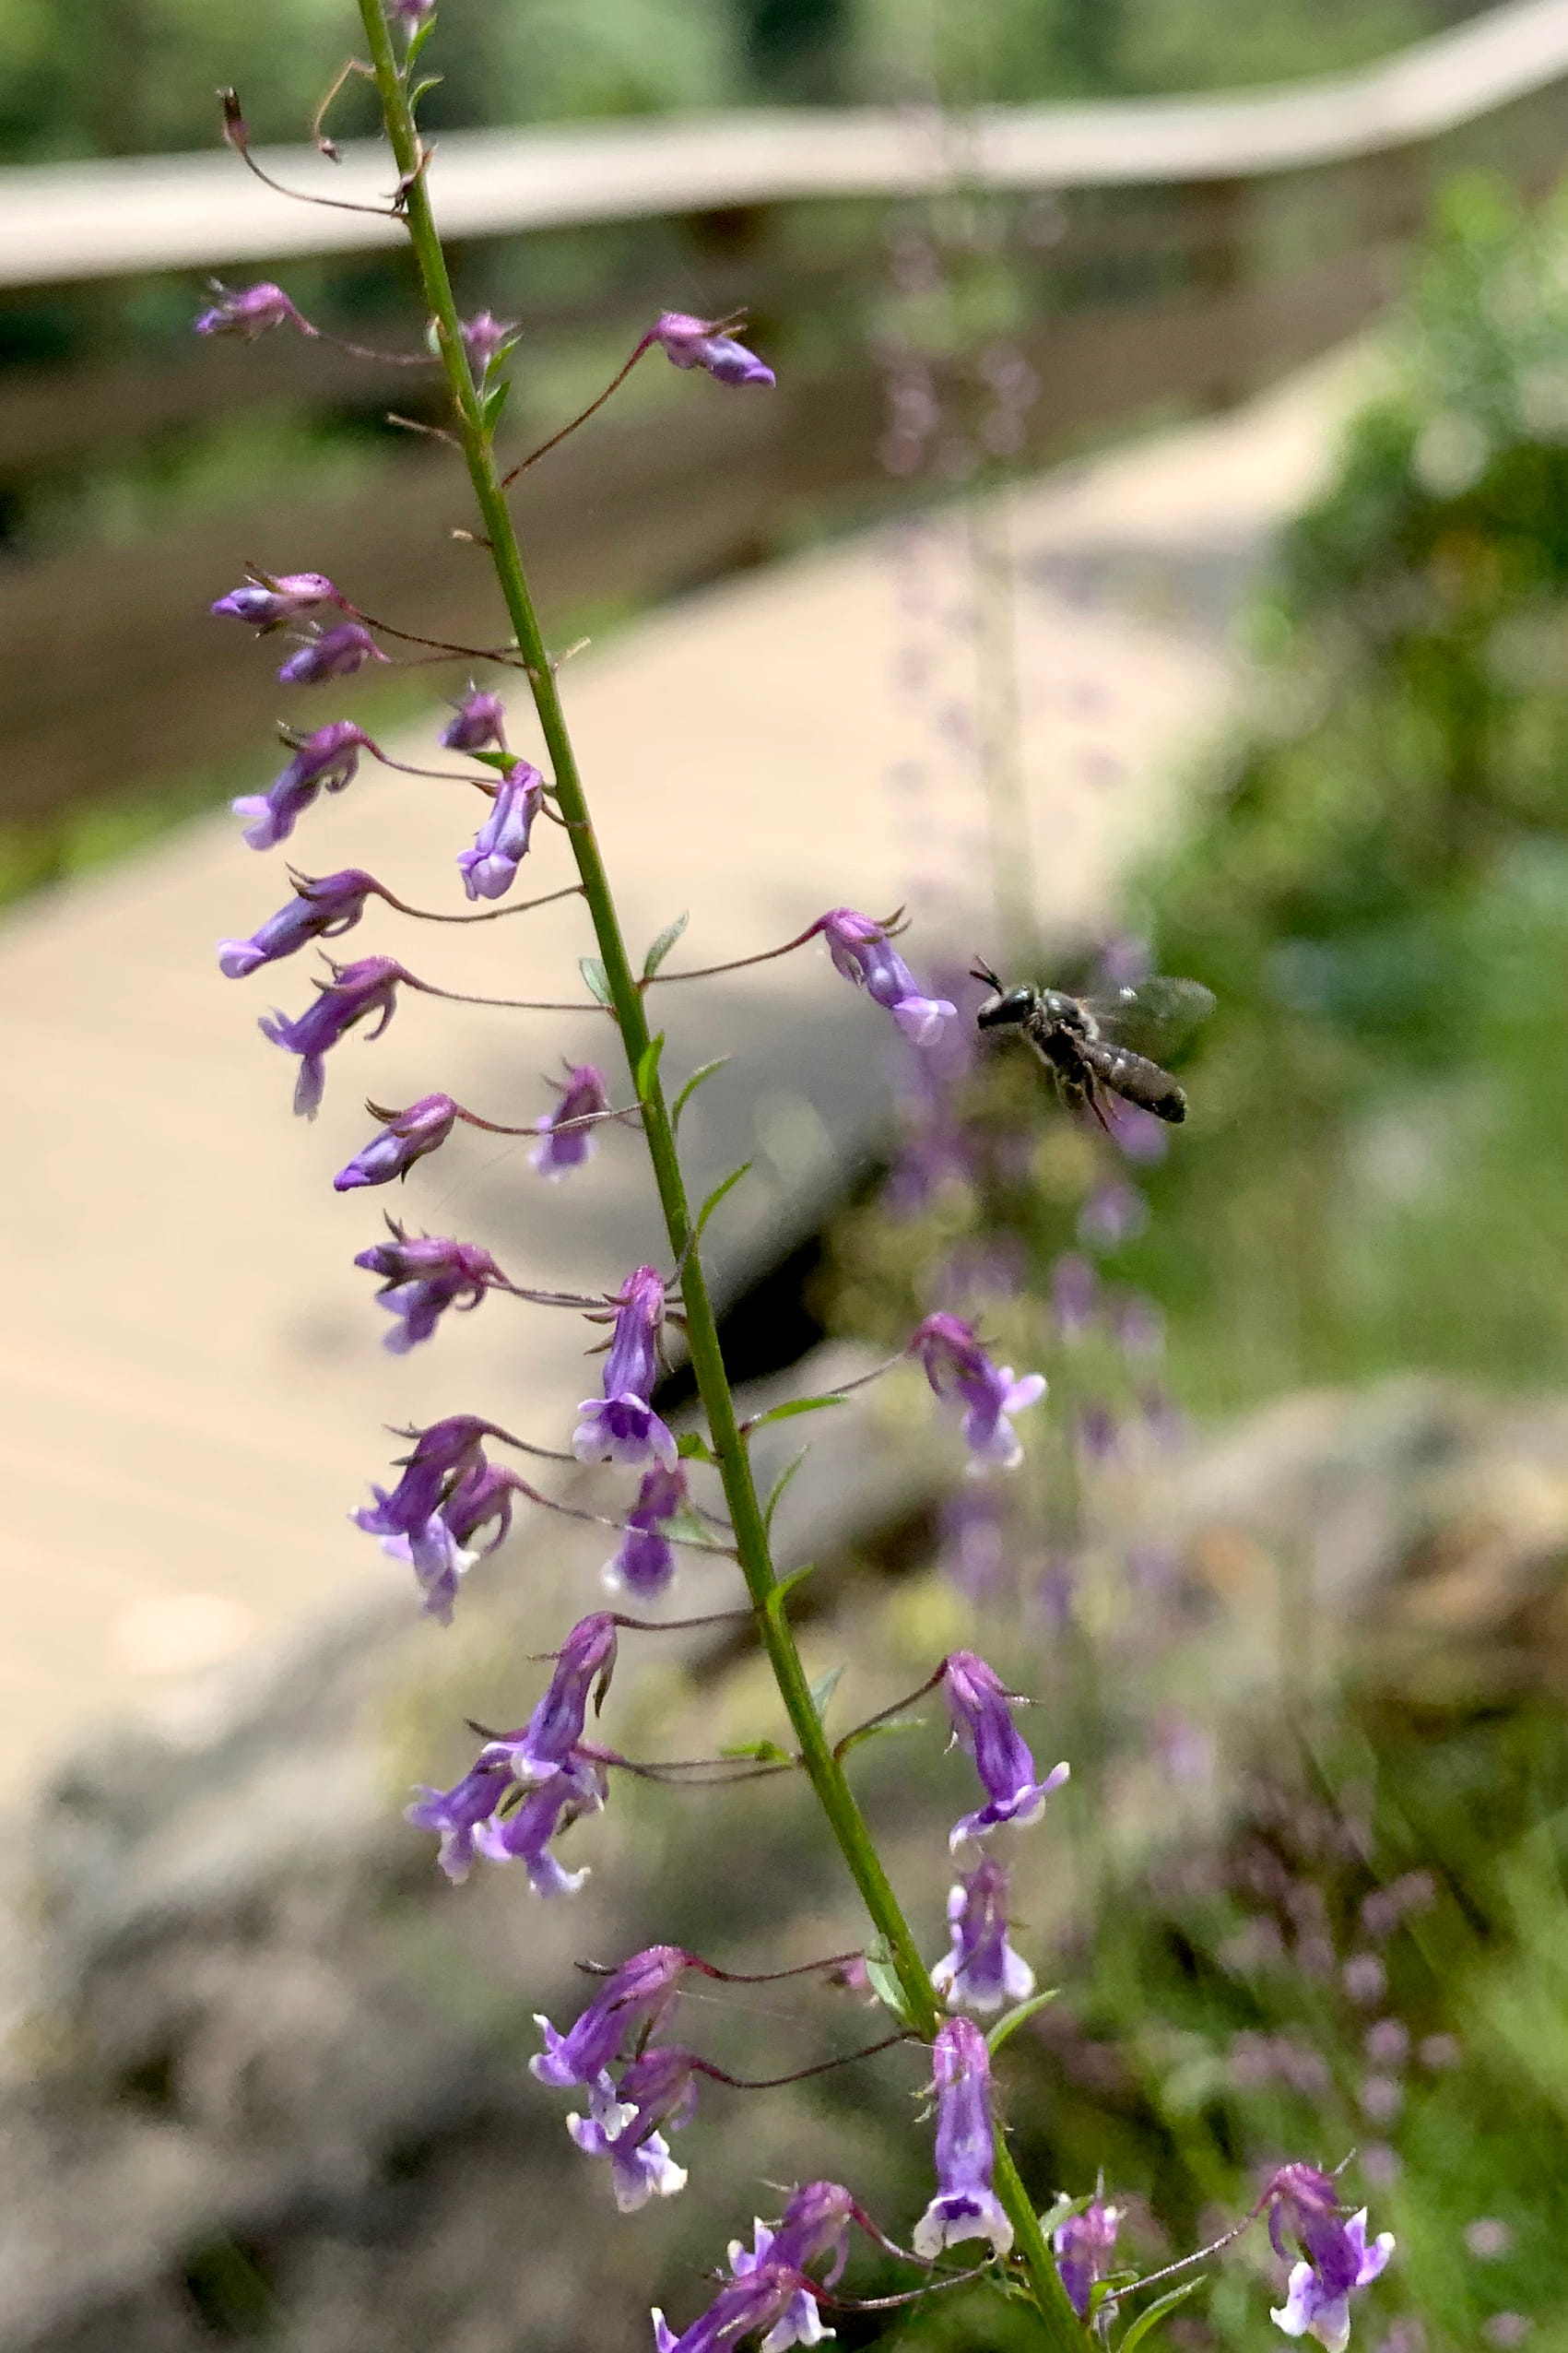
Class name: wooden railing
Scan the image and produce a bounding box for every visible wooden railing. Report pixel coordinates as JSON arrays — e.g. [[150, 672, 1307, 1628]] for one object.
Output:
[[4, 0, 1568, 823]]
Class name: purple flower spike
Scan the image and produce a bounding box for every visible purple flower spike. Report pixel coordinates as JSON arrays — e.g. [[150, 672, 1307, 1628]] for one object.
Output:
[[912, 2016, 1014, 2261], [211, 572, 343, 632], [532, 1944, 690, 2089], [604, 1463, 689, 1599], [231, 720, 374, 851], [1267, 2167, 1395, 2353], [530, 1063, 612, 1179], [218, 867, 383, 978], [474, 1752, 608, 1897], [940, 1650, 1069, 1847], [931, 1854, 1035, 2015], [650, 311, 774, 388], [353, 1413, 505, 1543], [456, 761, 544, 900], [406, 1756, 511, 1881], [573, 1266, 677, 1471], [194, 279, 307, 339], [335, 1093, 462, 1190], [277, 621, 388, 686], [440, 682, 508, 751], [910, 1313, 1046, 1470], [568, 2047, 699, 2212], [1054, 2198, 1123, 2320], [258, 953, 408, 1117], [815, 907, 956, 1046], [353, 1226, 509, 1352], [460, 313, 517, 375]]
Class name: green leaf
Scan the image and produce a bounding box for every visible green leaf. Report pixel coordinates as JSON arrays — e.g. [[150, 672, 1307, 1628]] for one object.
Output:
[[1115, 2280, 1200, 2353], [671, 1058, 729, 1130], [762, 1450, 810, 1540], [579, 956, 613, 1008], [748, 1392, 846, 1431], [808, 1664, 843, 1723], [766, 1556, 820, 1609], [719, 1738, 793, 1764], [642, 911, 689, 979], [834, 1712, 926, 1760], [1039, 2192, 1095, 2239], [407, 72, 443, 107], [405, 16, 439, 69], [985, 1990, 1057, 2055], [634, 1034, 665, 1100], [695, 1161, 751, 1240], [676, 1430, 716, 1463], [863, 1945, 916, 2029], [482, 378, 511, 433], [468, 749, 514, 773]]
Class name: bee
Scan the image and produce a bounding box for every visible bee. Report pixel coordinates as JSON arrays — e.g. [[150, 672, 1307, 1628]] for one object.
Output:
[[970, 963, 1215, 1126]]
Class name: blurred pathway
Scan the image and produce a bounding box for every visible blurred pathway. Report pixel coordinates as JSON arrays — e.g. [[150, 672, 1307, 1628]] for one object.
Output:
[[0, 355, 1362, 1790]]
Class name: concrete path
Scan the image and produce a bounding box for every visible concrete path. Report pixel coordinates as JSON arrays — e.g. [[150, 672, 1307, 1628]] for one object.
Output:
[[0, 354, 1362, 1791]]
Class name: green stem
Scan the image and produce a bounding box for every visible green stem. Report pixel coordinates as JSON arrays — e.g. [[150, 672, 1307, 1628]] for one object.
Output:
[[355, 13, 1081, 2340]]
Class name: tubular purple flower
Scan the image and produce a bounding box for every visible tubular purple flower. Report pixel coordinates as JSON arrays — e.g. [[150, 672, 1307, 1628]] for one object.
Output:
[[231, 721, 374, 851], [650, 311, 775, 388], [912, 2016, 1013, 2261], [194, 279, 307, 339], [335, 1093, 463, 1190], [258, 954, 409, 1117], [459, 313, 517, 376], [531, 1063, 612, 1179], [440, 682, 508, 751], [277, 621, 389, 686], [729, 2182, 856, 2345], [931, 1854, 1035, 2015], [653, 2263, 813, 2353], [1054, 2199, 1122, 2320], [573, 1267, 677, 1471], [500, 1611, 618, 1782], [532, 1944, 690, 2089], [456, 762, 544, 900], [405, 1755, 511, 1881], [211, 573, 343, 632], [379, 1459, 528, 1620], [604, 1463, 689, 1599], [473, 1750, 608, 1897], [567, 2046, 699, 2212], [814, 908, 956, 1046], [218, 867, 383, 977], [940, 1650, 1069, 1848], [353, 1413, 505, 1542], [353, 1227, 509, 1351], [1267, 2167, 1395, 2353], [909, 1314, 1046, 1470]]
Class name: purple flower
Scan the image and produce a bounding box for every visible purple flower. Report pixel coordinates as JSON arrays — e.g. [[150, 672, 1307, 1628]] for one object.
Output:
[[379, 1458, 527, 1621], [604, 1464, 689, 1599], [218, 867, 384, 977], [814, 908, 956, 1046], [931, 1855, 1035, 2015], [912, 2016, 1013, 2260], [533, 1944, 690, 2088], [653, 2263, 813, 2353], [459, 313, 517, 376], [231, 721, 374, 851], [386, 0, 435, 29], [940, 1649, 1069, 1848], [440, 682, 508, 751], [211, 572, 343, 632], [353, 1226, 509, 1351], [258, 953, 408, 1117], [573, 1266, 677, 1471], [909, 1314, 1046, 1470], [568, 2046, 699, 2212], [723, 2182, 855, 2347], [194, 279, 307, 339], [496, 1611, 619, 1782], [1267, 2166, 1395, 2353], [473, 1751, 608, 1897], [353, 1413, 507, 1543], [1054, 2198, 1123, 2320], [456, 762, 544, 900], [277, 621, 389, 686], [650, 311, 774, 388], [406, 1756, 511, 1881], [335, 1093, 463, 1190], [531, 1063, 612, 1179]]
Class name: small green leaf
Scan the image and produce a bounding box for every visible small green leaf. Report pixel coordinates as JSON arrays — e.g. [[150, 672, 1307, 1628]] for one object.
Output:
[[766, 1555, 820, 1608], [1039, 2192, 1095, 2239], [748, 1393, 847, 1431], [719, 1738, 793, 1764], [985, 1990, 1058, 2055], [579, 956, 613, 1008], [695, 1161, 751, 1240], [482, 377, 511, 433], [671, 1058, 729, 1130], [834, 1712, 926, 1760], [405, 16, 439, 68], [809, 1664, 843, 1723], [407, 72, 443, 106], [677, 1430, 716, 1463], [642, 911, 690, 979], [1114, 2279, 1199, 2352], [469, 749, 514, 773], [635, 1034, 666, 1100], [863, 1944, 916, 2028], [762, 1449, 810, 1540]]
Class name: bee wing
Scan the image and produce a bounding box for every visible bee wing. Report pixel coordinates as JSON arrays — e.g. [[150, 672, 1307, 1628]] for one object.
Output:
[[1080, 976, 1215, 1056]]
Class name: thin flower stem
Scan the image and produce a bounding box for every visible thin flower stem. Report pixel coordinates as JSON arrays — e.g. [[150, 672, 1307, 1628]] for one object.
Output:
[[371, 881, 585, 923], [498, 337, 654, 487], [693, 2031, 915, 2090], [399, 974, 611, 1014], [355, 14, 1082, 2341]]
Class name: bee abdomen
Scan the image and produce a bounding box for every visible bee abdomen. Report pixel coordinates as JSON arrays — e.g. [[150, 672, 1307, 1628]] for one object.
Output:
[[1082, 1040, 1187, 1123]]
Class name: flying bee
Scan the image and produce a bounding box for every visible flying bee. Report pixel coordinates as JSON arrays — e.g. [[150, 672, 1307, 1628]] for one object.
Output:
[[970, 963, 1215, 1126]]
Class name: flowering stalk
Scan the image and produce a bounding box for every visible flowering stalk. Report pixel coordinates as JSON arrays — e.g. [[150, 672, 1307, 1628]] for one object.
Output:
[[354, 6, 1080, 2339]]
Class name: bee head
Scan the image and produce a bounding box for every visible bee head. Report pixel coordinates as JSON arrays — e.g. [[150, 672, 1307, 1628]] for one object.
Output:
[[975, 983, 1038, 1030]]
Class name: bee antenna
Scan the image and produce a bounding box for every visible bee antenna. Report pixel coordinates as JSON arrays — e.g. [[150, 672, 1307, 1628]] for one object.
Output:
[[969, 960, 1002, 991]]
